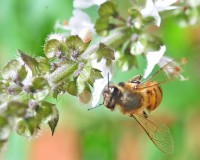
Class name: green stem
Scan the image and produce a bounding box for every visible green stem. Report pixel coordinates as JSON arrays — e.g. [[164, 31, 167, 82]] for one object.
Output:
[[81, 27, 132, 58], [48, 63, 78, 87]]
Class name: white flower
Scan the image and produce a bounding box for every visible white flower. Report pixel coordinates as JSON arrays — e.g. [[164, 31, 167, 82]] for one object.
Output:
[[55, 9, 94, 35], [141, 0, 178, 26], [47, 33, 67, 42], [158, 56, 188, 81], [144, 45, 166, 78], [91, 59, 112, 107], [187, 0, 200, 7], [74, 0, 107, 9]]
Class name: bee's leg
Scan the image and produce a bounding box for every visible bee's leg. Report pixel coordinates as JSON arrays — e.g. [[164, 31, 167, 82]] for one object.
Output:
[[128, 75, 142, 84], [142, 111, 148, 118]]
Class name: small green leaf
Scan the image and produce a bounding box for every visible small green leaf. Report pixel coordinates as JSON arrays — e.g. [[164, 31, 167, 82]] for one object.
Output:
[[32, 77, 49, 90], [0, 140, 7, 151], [88, 68, 103, 86], [0, 116, 11, 141], [19, 50, 39, 75], [95, 18, 110, 36], [7, 85, 22, 95], [16, 117, 40, 137], [95, 43, 115, 62], [17, 65, 28, 82], [117, 53, 137, 71], [65, 35, 89, 58], [99, 1, 117, 17], [77, 63, 92, 94], [44, 39, 63, 59], [66, 80, 78, 96], [32, 77, 50, 101], [36, 57, 50, 75], [48, 106, 59, 136], [128, 8, 142, 19], [2, 59, 21, 80], [35, 101, 54, 123], [6, 101, 28, 117]]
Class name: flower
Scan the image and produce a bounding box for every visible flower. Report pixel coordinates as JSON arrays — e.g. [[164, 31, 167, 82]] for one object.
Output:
[[144, 45, 166, 78], [141, 0, 178, 26], [55, 9, 94, 35], [187, 0, 200, 7], [74, 0, 107, 9], [91, 59, 112, 107], [158, 56, 188, 81]]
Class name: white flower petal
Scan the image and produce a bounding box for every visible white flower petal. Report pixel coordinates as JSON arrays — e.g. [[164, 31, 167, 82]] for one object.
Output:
[[155, 0, 178, 11], [158, 56, 188, 81], [91, 59, 112, 107], [47, 33, 66, 42], [74, 0, 106, 9], [69, 9, 94, 35], [187, 0, 200, 7], [141, 0, 178, 26], [141, 0, 161, 26], [54, 9, 94, 35], [144, 45, 166, 78]]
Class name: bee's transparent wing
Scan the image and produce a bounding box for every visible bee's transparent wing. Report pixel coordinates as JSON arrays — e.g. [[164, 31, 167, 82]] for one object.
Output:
[[131, 113, 174, 154], [139, 58, 187, 88]]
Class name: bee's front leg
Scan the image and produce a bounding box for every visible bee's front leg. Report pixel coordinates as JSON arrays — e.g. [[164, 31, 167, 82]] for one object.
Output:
[[128, 75, 142, 84]]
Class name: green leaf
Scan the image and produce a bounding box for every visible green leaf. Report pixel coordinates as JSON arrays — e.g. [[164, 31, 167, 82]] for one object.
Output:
[[16, 117, 40, 137], [95, 18, 110, 36], [65, 35, 89, 58], [88, 68, 103, 86], [44, 39, 63, 59], [36, 57, 50, 75], [48, 106, 59, 136], [128, 8, 142, 19], [99, 1, 117, 17], [0, 116, 11, 142], [0, 140, 7, 151], [7, 85, 22, 95], [32, 77, 50, 100], [17, 65, 28, 82], [2, 59, 21, 80], [95, 43, 115, 62], [6, 101, 28, 117], [117, 53, 137, 71], [36, 101, 54, 123], [65, 80, 78, 96], [32, 77, 49, 90], [19, 50, 39, 76], [77, 63, 92, 94]]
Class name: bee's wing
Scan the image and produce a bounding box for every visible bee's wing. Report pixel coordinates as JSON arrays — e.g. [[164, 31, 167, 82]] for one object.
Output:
[[131, 113, 174, 154], [139, 58, 187, 88]]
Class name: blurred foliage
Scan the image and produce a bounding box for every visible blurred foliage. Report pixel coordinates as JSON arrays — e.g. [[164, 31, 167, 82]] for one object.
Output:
[[0, 0, 200, 160]]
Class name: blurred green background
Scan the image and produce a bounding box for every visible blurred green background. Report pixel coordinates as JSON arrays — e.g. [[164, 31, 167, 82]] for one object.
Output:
[[0, 0, 200, 160]]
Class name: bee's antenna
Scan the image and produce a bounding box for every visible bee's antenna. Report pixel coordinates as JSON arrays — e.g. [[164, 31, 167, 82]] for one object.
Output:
[[88, 103, 103, 111]]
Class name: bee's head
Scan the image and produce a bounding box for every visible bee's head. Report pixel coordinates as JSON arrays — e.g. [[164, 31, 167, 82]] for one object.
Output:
[[102, 83, 121, 110]]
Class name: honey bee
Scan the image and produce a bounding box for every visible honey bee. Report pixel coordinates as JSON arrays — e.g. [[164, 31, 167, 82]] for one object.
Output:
[[101, 59, 186, 153]]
